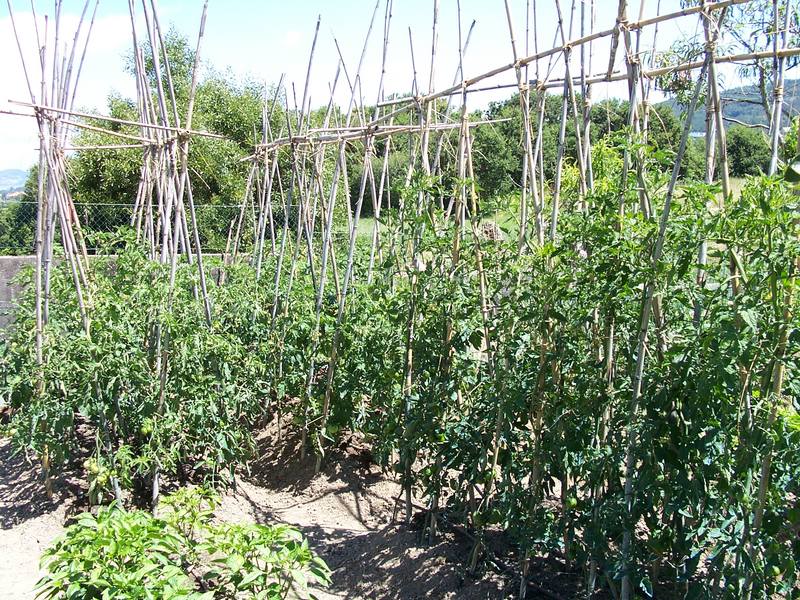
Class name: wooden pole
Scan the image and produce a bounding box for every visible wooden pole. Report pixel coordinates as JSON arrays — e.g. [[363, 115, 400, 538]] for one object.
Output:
[[619, 57, 710, 600]]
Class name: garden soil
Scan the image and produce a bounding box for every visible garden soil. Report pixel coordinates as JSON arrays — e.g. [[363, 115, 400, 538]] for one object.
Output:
[[0, 429, 571, 599]]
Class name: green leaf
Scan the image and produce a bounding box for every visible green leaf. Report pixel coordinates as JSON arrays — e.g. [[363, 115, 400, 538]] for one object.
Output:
[[728, 249, 749, 285], [639, 576, 653, 597], [226, 554, 245, 572], [784, 155, 800, 183], [238, 569, 263, 589]]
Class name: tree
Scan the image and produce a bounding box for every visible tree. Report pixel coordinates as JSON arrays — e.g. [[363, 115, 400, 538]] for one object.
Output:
[[470, 93, 697, 200], [726, 125, 772, 176], [69, 30, 285, 251], [471, 99, 523, 198], [662, 1, 799, 127], [721, 0, 799, 124], [0, 168, 38, 255]]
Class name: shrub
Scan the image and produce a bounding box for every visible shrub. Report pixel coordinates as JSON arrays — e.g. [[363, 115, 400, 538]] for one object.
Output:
[[35, 506, 203, 599], [202, 523, 330, 598], [727, 124, 771, 176], [34, 489, 330, 600]]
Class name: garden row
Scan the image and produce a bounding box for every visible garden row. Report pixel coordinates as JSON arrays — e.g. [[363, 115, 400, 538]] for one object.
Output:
[[2, 147, 799, 598]]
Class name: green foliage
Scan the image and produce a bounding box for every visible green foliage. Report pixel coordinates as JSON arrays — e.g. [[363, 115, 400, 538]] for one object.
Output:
[[4, 139, 799, 599], [34, 488, 329, 600], [783, 116, 799, 160], [2, 230, 262, 488], [470, 93, 701, 199], [347, 149, 413, 219], [0, 168, 38, 254], [35, 502, 204, 599], [65, 33, 284, 253], [727, 124, 772, 176], [202, 524, 331, 598]]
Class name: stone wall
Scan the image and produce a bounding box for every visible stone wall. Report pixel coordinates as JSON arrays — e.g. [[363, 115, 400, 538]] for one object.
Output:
[[0, 255, 33, 333]]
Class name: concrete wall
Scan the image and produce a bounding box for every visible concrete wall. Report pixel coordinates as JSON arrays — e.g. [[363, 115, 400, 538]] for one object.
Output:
[[0, 255, 34, 333]]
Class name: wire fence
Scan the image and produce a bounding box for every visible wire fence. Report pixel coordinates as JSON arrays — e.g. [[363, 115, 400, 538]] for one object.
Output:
[[0, 199, 358, 256], [0, 200, 250, 255]]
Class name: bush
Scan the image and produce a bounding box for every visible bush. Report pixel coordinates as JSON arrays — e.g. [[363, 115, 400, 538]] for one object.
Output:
[[782, 115, 799, 161], [727, 124, 771, 176], [2, 232, 264, 491], [36, 506, 201, 599]]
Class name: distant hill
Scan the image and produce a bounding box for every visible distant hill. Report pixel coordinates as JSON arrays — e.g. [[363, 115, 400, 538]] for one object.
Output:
[[658, 78, 800, 132], [0, 169, 29, 193]]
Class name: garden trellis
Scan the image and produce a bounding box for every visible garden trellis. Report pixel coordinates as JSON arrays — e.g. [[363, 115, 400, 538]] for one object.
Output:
[[3, 0, 800, 599]]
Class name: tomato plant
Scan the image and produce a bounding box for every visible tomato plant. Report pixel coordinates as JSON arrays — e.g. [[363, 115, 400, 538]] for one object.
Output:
[[3, 143, 799, 598]]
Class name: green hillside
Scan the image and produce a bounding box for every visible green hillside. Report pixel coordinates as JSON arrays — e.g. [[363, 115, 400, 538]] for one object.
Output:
[[659, 77, 800, 131], [0, 169, 28, 192]]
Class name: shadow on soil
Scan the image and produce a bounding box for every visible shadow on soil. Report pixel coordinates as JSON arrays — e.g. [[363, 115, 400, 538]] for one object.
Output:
[[245, 428, 382, 493], [0, 439, 82, 529], [236, 427, 594, 600]]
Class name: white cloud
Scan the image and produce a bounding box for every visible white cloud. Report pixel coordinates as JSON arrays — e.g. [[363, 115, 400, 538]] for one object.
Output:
[[283, 29, 303, 49], [0, 8, 134, 169]]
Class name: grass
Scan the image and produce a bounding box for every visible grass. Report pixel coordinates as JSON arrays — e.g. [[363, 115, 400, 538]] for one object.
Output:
[[717, 176, 747, 202], [342, 178, 747, 242]]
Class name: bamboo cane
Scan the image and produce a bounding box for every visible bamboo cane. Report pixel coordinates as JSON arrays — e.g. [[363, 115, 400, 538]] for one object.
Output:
[[313, 0, 389, 470], [619, 57, 710, 600], [767, 0, 791, 175]]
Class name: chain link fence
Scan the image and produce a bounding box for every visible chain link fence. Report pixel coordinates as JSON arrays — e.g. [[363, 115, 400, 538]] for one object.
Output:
[[0, 200, 273, 255], [0, 198, 366, 256]]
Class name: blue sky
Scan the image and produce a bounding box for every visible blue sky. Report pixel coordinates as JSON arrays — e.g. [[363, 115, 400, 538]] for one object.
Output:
[[1, 1, 712, 170]]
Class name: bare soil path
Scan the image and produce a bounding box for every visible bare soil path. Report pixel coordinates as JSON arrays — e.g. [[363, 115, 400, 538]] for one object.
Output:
[[0, 438, 84, 600], [0, 431, 510, 599]]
